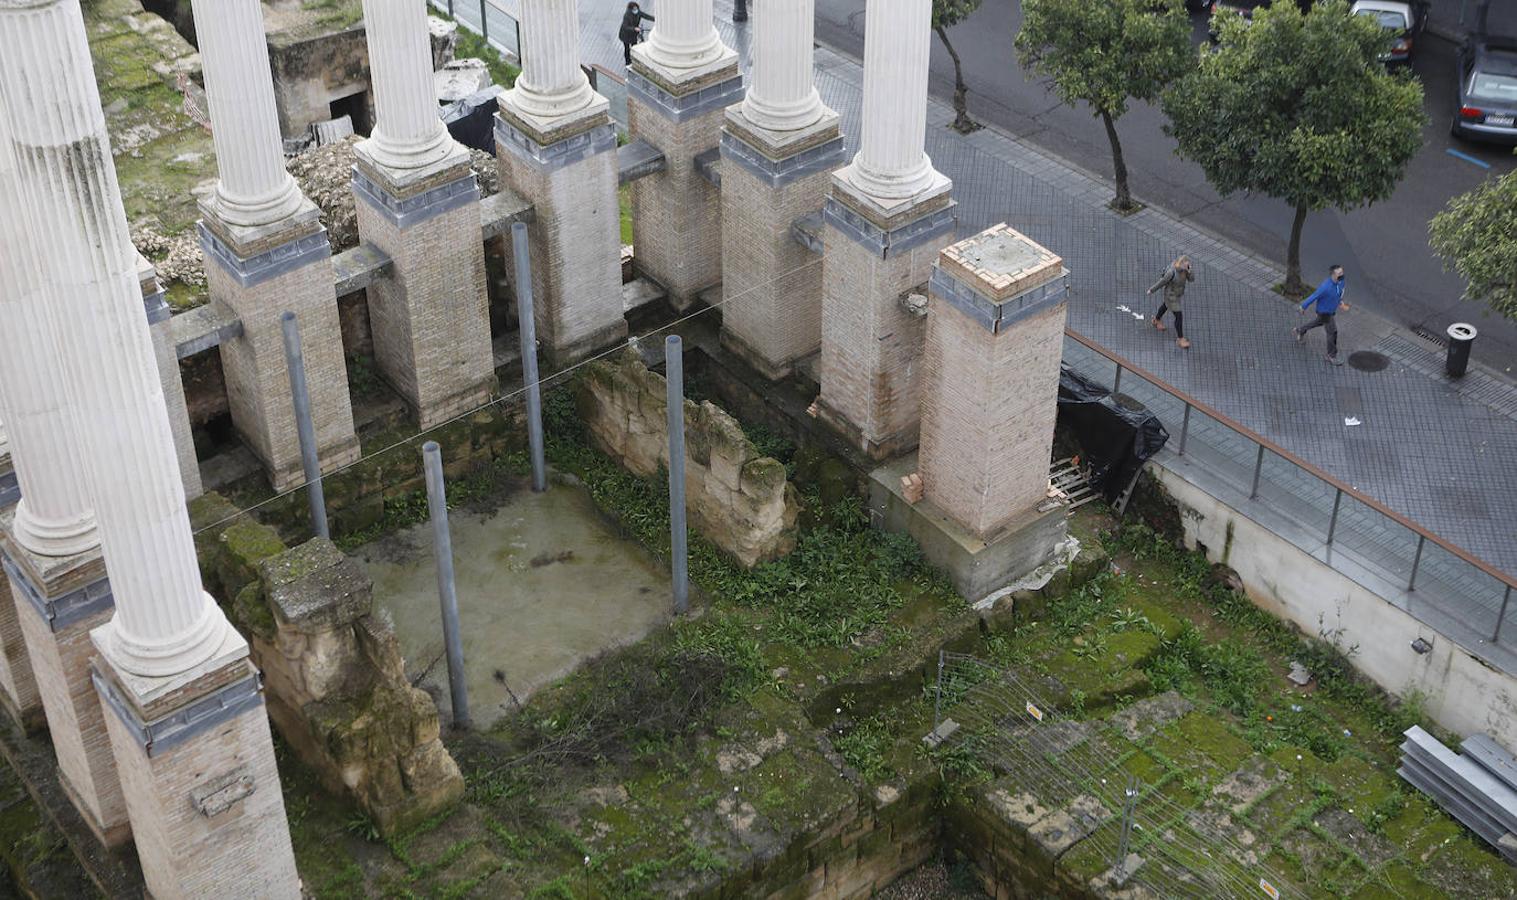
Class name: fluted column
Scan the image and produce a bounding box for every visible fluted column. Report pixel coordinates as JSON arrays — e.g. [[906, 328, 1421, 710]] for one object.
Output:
[[359, 0, 454, 171], [509, 0, 596, 119], [644, 0, 725, 70], [0, 0, 232, 678], [741, 0, 823, 131], [845, 0, 938, 200], [0, 108, 99, 558], [191, 0, 303, 227]]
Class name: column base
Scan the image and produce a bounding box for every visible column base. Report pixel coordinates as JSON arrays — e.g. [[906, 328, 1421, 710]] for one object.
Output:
[[627, 56, 744, 310], [0, 462, 42, 732], [0, 513, 130, 849], [351, 152, 497, 430], [200, 201, 360, 493], [90, 629, 299, 900], [494, 103, 628, 367]]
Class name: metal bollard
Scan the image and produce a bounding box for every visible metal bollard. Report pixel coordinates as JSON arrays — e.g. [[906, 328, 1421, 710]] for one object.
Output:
[[511, 222, 547, 493], [666, 335, 689, 615], [423, 442, 471, 730], [279, 312, 329, 540]]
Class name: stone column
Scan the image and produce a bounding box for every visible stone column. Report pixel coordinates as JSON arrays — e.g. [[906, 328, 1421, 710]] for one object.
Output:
[[816, 0, 954, 459], [353, 0, 493, 428], [0, 80, 123, 839], [495, 0, 626, 366], [718, 0, 844, 379], [0, 2, 300, 894], [628, 0, 744, 309], [195, 0, 358, 491], [139, 256, 204, 501]]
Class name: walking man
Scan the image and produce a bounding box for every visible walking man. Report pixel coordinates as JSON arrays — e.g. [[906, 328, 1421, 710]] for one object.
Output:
[[1148, 255, 1194, 349], [1292, 264, 1350, 366]]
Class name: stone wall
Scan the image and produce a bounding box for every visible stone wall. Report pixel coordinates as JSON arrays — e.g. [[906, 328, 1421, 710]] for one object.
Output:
[[194, 499, 464, 836], [576, 348, 800, 569]]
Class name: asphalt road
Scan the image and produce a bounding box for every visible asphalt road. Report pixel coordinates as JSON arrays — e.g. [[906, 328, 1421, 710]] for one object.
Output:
[[813, 0, 1517, 371]]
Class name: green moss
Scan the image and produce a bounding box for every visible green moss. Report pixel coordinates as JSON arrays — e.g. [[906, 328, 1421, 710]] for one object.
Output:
[[1150, 711, 1253, 780], [232, 582, 277, 640], [619, 184, 634, 246]]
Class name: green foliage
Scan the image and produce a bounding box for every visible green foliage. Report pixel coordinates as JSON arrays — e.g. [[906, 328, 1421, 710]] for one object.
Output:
[[1016, 0, 1192, 119], [932, 0, 983, 30], [1161, 1, 1424, 217], [833, 714, 896, 782], [1429, 166, 1517, 321], [450, 21, 521, 90]]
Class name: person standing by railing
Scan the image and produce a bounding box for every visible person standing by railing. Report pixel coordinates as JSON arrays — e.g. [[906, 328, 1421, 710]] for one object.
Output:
[[1293, 264, 1350, 366], [619, 1, 655, 65]]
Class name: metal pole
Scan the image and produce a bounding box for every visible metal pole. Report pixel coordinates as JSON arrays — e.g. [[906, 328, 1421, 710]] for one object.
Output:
[[1114, 776, 1140, 869], [447, 0, 453, 15], [1249, 444, 1265, 500], [666, 335, 689, 615], [1494, 585, 1512, 643], [1326, 488, 1343, 546], [279, 312, 329, 540], [511, 222, 547, 493], [1408, 535, 1425, 592], [1112, 362, 1123, 396], [1178, 404, 1190, 456], [480, 0, 488, 43], [423, 441, 471, 730], [934, 650, 945, 730]]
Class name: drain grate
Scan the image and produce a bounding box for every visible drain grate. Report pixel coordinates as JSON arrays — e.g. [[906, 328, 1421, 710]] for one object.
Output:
[[1347, 350, 1390, 372], [1411, 325, 1449, 348]]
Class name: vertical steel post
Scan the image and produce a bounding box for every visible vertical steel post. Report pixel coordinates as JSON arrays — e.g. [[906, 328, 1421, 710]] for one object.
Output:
[[1249, 444, 1265, 500], [1112, 362, 1123, 396], [1178, 404, 1191, 456], [423, 442, 471, 730], [1408, 535, 1425, 592], [280, 312, 329, 540], [480, 0, 488, 43], [511, 222, 547, 493], [1494, 585, 1512, 643], [447, 0, 453, 15], [1326, 488, 1343, 546], [1114, 776, 1140, 870], [666, 335, 689, 615], [934, 650, 945, 730]]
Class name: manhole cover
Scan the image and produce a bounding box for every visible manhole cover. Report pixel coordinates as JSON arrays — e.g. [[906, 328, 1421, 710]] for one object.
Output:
[[1348, 351, 1390, 372]]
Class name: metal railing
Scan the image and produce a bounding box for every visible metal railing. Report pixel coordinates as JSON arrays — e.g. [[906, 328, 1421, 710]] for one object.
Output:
[[1062, 329, 1517, 654], [431, 0, 522, 63]]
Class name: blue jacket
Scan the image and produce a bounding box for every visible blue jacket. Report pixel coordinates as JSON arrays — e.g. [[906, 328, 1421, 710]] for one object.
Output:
[[1301, 277, 1346, 315]]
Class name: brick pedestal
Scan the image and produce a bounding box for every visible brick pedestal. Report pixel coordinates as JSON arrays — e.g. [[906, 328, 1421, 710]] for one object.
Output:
[[717, 106, 845, 379], [200, 205, 360, 492], [815, 176, 956, 460], [627, 57, 745, 310], [494, 101, 627, 367], [920, 224, 1068, 538], [0, 453, 42, 732], [91, 631, 300, 900], [140, 259, 203, 501], [352, 153, 495, 428], [0, 513, 128, 848]]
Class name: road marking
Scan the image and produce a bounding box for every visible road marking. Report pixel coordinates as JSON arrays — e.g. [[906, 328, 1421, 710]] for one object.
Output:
[[1445, 148, 1492, 169]]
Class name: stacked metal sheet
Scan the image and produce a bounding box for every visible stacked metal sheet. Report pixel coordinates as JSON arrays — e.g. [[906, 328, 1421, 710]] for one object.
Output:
[[1398, 726, 1517, 864]]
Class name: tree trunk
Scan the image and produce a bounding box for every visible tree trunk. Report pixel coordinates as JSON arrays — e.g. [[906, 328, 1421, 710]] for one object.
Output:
[[1099, 109, 1133, 212], [1285, 203, 1309, 297], [935, 26, 979, 134]]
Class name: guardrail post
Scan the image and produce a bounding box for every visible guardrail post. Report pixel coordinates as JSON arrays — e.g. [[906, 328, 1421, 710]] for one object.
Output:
[[511, 222, 547, 493], [1495, 585, 1512, 643], [1408, 535, 1425, 592], [666, 335, 689, 616], [1177, 404, 1191, 456], [1249, 444, 1265, 500], [933, 650, 944, 730], [480, 0, 488, 43], [280, 312, 329, 540], [1326, 488, 1342, 546], [1112, 362, 1123, 396]]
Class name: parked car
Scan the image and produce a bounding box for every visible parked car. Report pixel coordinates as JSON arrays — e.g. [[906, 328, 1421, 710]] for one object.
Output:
[[1350, 0, 1429, 65], [1208, 0, 1310, 42], [1452, 37, 1517, 143]]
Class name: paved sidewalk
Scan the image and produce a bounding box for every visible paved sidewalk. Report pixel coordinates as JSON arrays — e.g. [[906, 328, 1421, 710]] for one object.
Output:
[[572, 0, 1517, 583]]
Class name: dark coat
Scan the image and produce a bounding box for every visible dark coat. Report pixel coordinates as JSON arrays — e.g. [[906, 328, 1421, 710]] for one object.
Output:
[[619, 8, 653, 43]]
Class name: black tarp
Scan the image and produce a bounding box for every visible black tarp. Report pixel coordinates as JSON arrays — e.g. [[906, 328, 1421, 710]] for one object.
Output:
[[1056, 364, 1169, 503], [442, 88, 502, 154]]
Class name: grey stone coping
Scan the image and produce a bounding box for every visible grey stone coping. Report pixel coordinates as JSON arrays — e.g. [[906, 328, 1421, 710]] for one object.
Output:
[[478, 189, 535, 240], [143, 289, 170, 326], [331, 242, 394, 298], [350, 166, 480, 231], [494, 115, 616, 173], [823, 195, 957, 260], [0, 550, 113, 634], [618, 137, 667, 185], [198, 222, 332, 290], [171, 301, 244, 360], [90, 666, 263, 759], [0, 470, 18, 510], [790, 211, 824, 255], [929, 264, 1069, 335], [626, 69, 745, 124], [719, 131, 847, 189], [694, 146, 722, 187]]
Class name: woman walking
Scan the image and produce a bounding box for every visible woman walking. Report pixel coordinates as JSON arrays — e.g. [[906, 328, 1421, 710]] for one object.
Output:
[[1147, 255, 1194, 350], [619, 2, 654, 66]]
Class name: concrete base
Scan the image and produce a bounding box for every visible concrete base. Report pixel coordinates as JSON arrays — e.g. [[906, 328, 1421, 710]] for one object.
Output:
[[817, 178, 956, 461], [627, 55, 745, 310], [494, 99, 628, 369], [351, 152, 495, 429], [717, 107, 844, 379], [200, 204, 359, 492], [0, 514, 129, 848], [868, 452, 1067, 602], [90, 632, 299, 900]]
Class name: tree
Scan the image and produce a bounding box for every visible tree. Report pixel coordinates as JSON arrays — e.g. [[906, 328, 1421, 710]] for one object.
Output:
[[1429, 166, 1517, 322], [1015, 0, 1192, 211], [1162, 1, 1424, 296], [933, 0, 985, 134]]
